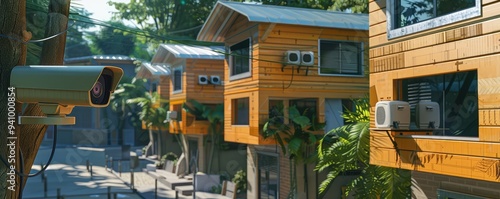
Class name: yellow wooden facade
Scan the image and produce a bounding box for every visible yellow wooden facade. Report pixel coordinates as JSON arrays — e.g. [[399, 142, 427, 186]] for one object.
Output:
[[167, 55, 225, 135], [198, 2, 370, 145], [369, 0, 500, 183]]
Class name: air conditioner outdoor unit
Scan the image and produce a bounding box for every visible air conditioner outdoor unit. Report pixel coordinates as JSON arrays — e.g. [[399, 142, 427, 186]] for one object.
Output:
[[375, 101, 410, 129], [210, 75, 221, 85], [167, 110, 178, 121], [284, 50, 300, 65], [300, 51, 314, 66], [416, 101, 440, 129], [198, 75, 208, 85]]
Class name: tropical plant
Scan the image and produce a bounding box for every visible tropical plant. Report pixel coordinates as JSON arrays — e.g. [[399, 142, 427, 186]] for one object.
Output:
[[182, 99, 224, 173], [109, 77, 147, 145], [316, 98, 412, 198], [232, 169, 247, 193], [127, 91, 168, 156], [263, 105, 324, 163], [262, 105, 325, 198]]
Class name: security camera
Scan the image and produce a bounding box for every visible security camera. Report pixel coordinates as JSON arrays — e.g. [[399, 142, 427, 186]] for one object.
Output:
[[10, 65, 123, 125]]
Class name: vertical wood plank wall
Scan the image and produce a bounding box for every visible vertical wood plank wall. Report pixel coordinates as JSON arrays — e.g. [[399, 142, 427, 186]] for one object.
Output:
[[369, 0, 500, 182]]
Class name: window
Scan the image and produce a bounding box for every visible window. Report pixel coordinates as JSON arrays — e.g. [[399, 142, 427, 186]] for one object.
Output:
[[400, 70, 478, 137], [173, 67, 182, 93], [387, 0, 480, 38], [230, 39, 251, 80], [290, 98, 318, 123], [319, 40, 363, 76], [269, 100, 285, 124], [258, 153, 279, 199], [233, 98, 249, 125]]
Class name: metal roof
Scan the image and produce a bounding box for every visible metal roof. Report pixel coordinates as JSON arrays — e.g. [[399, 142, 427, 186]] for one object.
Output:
[[198, 1, 368, 41], [136, 62, 171, 79], [64, 55, 136, 64], [159, 44, 225, 60]]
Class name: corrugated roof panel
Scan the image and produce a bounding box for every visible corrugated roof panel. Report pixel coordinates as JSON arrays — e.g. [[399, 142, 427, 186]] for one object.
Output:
[[218, 1, 368, 30], [160, 44, 225, 60], [142, 62, 171, 76]]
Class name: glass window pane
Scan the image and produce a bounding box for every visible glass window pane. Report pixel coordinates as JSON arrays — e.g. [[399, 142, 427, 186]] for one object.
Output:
[[174, 70, 182, 91], [320, 40, 361, 75], [396, 0, 434, 28], [258, 154, 278, 199], [233, 98, 249, 125], [437, 0, 475, 16], [230, 39, 250, 76], [401, 71, 478, 136]]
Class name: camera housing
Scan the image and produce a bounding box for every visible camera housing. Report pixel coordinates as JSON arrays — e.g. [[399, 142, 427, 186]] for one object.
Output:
[[11, 65, 123, 125]]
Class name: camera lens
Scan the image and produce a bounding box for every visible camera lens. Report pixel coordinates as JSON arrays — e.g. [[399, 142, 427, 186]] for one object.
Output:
[[90, 73, 111, 105], [92, 77, 104, 98]]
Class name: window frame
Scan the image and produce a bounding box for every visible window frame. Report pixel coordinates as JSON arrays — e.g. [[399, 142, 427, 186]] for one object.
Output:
[[318, 39, 364, 77], [386, 0, 481, 39], [172, 66, 183, 94], [229, 38, 252, 81]]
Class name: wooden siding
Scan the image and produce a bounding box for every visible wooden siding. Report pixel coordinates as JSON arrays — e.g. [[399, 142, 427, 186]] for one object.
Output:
[[370, 131, 500, 183], [168, 58, 224, 135], [369, 0, 500, 179], [158, 77, 169, 100], [222, 19, 369, 144]]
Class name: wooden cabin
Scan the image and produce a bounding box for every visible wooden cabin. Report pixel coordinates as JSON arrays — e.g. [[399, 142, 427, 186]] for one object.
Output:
[[369, 0, 500, 198], [154, 44, 226, 135], [136, 61, 174, 158], [198, 1, 369, 199], [198, 1, 369, 145], [136, 62, 170, 100]]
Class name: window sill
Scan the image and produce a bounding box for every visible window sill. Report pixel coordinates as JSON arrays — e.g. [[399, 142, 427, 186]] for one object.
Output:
[[318, 73, 364, 77], [229, 72, 251, 81], [398, 135, 479, 141]]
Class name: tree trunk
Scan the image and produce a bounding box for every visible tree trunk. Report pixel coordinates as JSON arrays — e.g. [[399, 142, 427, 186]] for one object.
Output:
[[1, 0, 30, 198], [20, 0, 71, 191], [0, 0, 69, 198], [144, 127, 154, 156]]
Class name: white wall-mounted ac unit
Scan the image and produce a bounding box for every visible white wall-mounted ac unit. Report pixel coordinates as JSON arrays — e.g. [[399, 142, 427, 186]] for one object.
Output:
[[375, 101, 410, 129], [300, 51, 314, 66], [167, 110, 178, 121], [284, 50, 300, 65], [416, 101, 440, 129], [198, 75, 208, 85], [210, 75, 221, 85]]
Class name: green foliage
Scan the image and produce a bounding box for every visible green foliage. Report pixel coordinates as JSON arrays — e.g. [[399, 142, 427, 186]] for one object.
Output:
[[211, 184, 222, 194], [330, 0, 368, 13], [232, 170, 247, 193], [262, 106, 324, 163], [182, 99, 224, 173], [160, 152, 179, 166], [316, 98, 412, 198], [109, 0, 217, 41], [89, 21, 136, 56], [127, 91, 169, 129]]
